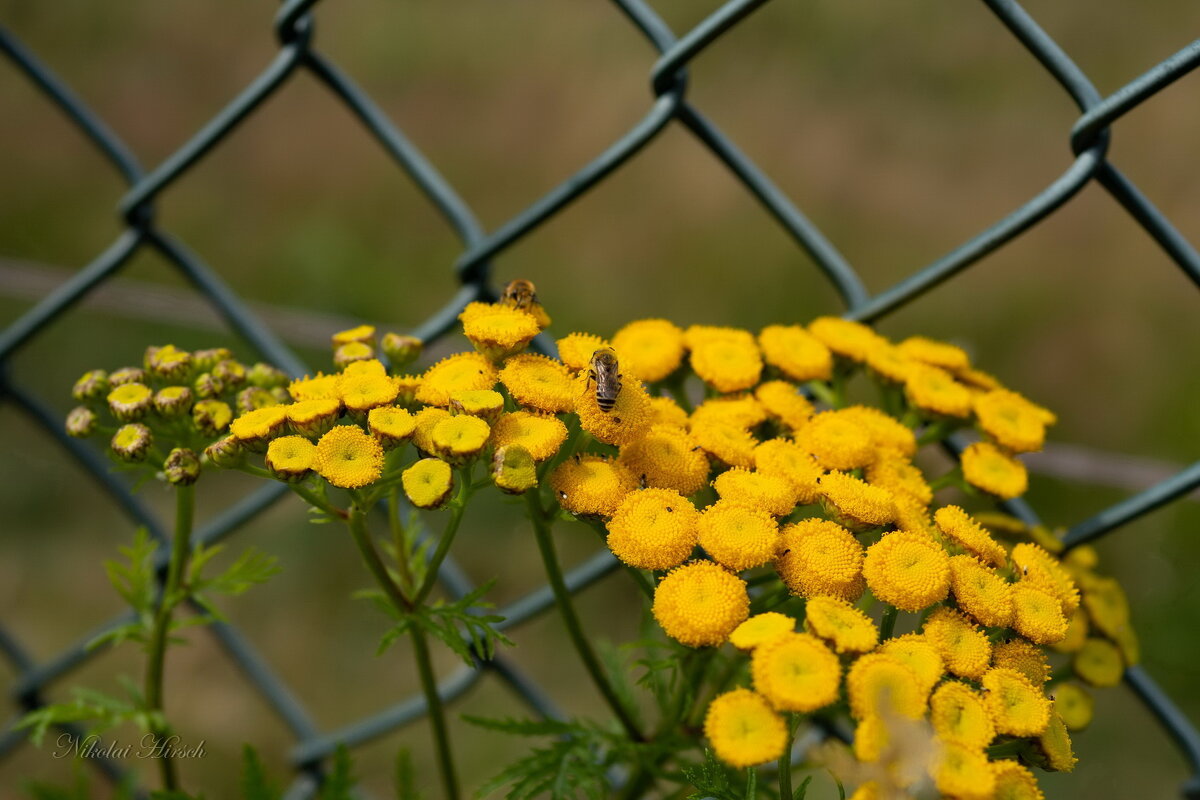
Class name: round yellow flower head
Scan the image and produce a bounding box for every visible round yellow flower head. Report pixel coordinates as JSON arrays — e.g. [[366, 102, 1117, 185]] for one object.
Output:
[[289, 373, 340, 402], [865, 452, 932, 507], [993, 638, 1050, 686], [1011, 584, 1068, 645], [108, 382, 153, 422], [146, 344, 192, 381], [974, 389, 1050, 453], [204, 435, 243, 469], [896, 335, 969, 371], [73, 369, 110, 402], [775, 519, 864, 601], [851, 714, 893, 764], [111, 423, 153, 462], [864, 532, 950, 612], [192, 399, 233, 436], [864, 343, 916, 384], [392, 374, 423, 407], [819, 472, 897, 530], [416, 352, 498, 407], [904, 363, 972, 418], [846, 653, 925, 720], [932, 741, 995, 800], [754, 380, 815, 431], [315, 425, 385, 489], [923, 608, 991, 679], [982, 667, 1051, 737], [461, 304, 540, 361], [491, 445, 538, 495], [703, 689, 787, 768], [412, 407, 451, 455], [332, 324, 376, 347], [757, 324, 833, 381], [153, 385, 194, 418], [1033, 710, 1076, 772], [691, 421, 758, 469], [991, 759, 1045, 800], [555, 332, 609, 371], [380, 332, 423, 370], [1073, 638, 1124, 687], [878, 633, 945, 695], [728, 612, 795, 651], [751, 631, 840, 712], [795, 410, 875, 471], [402, 458, 454, 510], [934, 505, 1007, 568], [754, 439, 823, 505], [712, 468, 798, 517], [611, 319, 685, 382], [930, 681, 995, 749], [430, 415, 491, 466], [618, 424, 709, 497], [646, 395, 689, 428], [333, 341, 375, 369], [697, 499, 779, 572], [686, 326, 763, 393], [961, 441, 1028, 499], [499, 354, 576, 414], [109, 366, 146, 387], [691, 395, 768, 429], [448, 389, 505, 424], [490, 411, 568, 462], [549, 455, 638, 517], [891, 493, 937, 540], [229, 406, 288, 450], [368, 406, 416, 450], [1052, 608, 1089, 654], [574, 371, 652, 447], [342, 359, 387, 379], [605, 488, 700, 571], [804, 595, 877, 654], [66, 406, 97, 438], [807, 316, 884, 361], [653, 561, 749, 647], [837, 405, 918, 458], [265, 435, 316, 482], [1050, 682, 1094, 731], [949, 555, 1014, 628], [1012, 543, 1079, 615]]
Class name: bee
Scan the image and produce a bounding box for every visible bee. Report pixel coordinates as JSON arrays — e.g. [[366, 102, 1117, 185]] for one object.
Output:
[[586, 347, 622, 413], [500, 278, 552, 328]]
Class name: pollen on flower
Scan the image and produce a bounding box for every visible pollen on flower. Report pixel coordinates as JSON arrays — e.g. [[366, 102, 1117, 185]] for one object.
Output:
[[448, 389, 505, 423], [402, 458, 454, 509], [367, 406, 416, 450], [337, 371, 400, 413], [489, 411, 568, 462], [982, 667, 1051, 737], [949, 554, 1014, 628], [549, 455, 638, 517], [430, 415, 491, 465], [646, 395, 689, 428], [866, 452, 932, 507], [686, 326, 763, 393], [697, 499, 779, 572], [923, 608, 992, 680], [712, 468, 798, 517], [1011, 584, 1069, 645], [904, 363, 973, 418], [691, 421, 758, 469], [1011, 543, 1080, 615], [416, 352, 498, 407], [863, 531, 950, 612], [846, 653, 926, 720], [774, 519, 864, 602], [935, 505, 1008, 568], [754, 380, 814, 431], [754, 439, 823, 505], [961, 441, 1028, 499], [652, 560, 749, 647], [807, 316, 884, 361], [728, 612, 795, 651], [795, 410, 875, 471], [993, 638, 1051, 686], [703, 689, 787, 768], [839, 405, 918, 458], [288, 373, 340, 402], [804, 595, 877, 654], [618, 424, 709, 496], [555, 332, 609, 372], [499, 354, 576, 414], [757, 324, 833, 382], [930, 681, 995, 750], [575, 371, 652, 446], [265, 435, 316, 482], [974, 389, 1051, 453], [315, 425, 385, 489], [460, 304, 540, 361], [690, 395, 768, 429], [229, 406, 288, 448], [819, 471, 897, 529], [605, 488, 700, 571], [611, 319, 686, 382], [879, 634, 945, 695], [751, 632, 841, 712], [412, 406, 451, 455]]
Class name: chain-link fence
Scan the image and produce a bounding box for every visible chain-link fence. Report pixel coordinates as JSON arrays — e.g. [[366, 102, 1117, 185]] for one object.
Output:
[[1, 0, 1199, 797]]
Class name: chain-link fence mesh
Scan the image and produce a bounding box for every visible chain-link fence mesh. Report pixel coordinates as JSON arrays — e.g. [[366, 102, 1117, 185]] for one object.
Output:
[[1, 0, 1199, 797]]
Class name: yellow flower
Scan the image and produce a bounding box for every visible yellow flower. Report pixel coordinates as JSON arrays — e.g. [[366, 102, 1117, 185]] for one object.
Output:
[[754, 439, 823, 505], [690, 394, 767, 429], [852, 715, 892, 763], [923, 608, 991, 679], [193, 399, 233, 436], [499, 354, 576, 413], [949, 555, 1014, 628], [611, 319, 685, 382], [892, 493, 938, 540], [618, 424, 709, 496], [846, 653, 925, 720], [1011, 543, 1079, 615], [961, 441, 1028, 499], [754, 380, 814, 431], [991, 759, 1045, 800], [865, 452, 932, 507], [807, 316, 884, 361], [286, 397, 342, 438], [333, 341, 375, 369], [111, 423, 153, 461], [878, 634, 945, 695], [837, 405, 918, 458], [712, 468, 797, 517], [1033, 710, 1076, 772], [757, 324, 833, 381], [691, 421, 758, 469], [904, 363, 972, 418], [549, 455, 638, 517], [703, 689, 787, 768], [864, 343, 916, 384], [993, 638, 1051, 686], [1052, 608, 1089, 654], [332, 324, 375, 347], [448, 389, 505, 424], [108, 382, 153, 421], [1073, 638, 1124, 687], [697, 499, 779, 572], [687, 326, 763, 393], [430, 415, 491, 466], [555, 332, 610, 372], [416, 352, 498, 407], [412, 407, 451, 455], [393, 374, 423, 407], [646, 395, 689, 428], [775, 519, 864, 602], [490, 411, 568, 462], [804, 595, 877, 654], [795, 410, 875, 471], [461, 304, 540, 361], [1050, 683, 1093, 731], [896, 335, 969, 371], [1080, 575, 1131, 640], [605, 489, 700, 571], [729, 612, 795, 651], [819, 472, 896, 529], [934, 505, 1008, 568], [932, 741, 995, 800], [342, 358, 387, 378], [653, 561, 749, 647], [575, 371, 652, 446], [315, 425, 385, 489], [229, 406, 288, 449], [1011, 584, 1068, 645], [146, 344, 192, 380], [864, 532, 950, 612], [288, 373, 340, 402], [402, 458, 454, 509], [380, 332, 423, 369], [981, 667, 1051, 737], [491, 445, 538, 495], [930, 681, 996, 749], [751, 632, 840, 712], [265, 435, 316, 482], [974, 389, 1050, 453]]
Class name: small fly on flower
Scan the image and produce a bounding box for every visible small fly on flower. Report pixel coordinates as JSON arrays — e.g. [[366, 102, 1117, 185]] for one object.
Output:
[[586, 347, 622, 412]]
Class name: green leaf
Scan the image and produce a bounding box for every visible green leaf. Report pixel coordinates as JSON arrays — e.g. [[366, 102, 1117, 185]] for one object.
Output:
[[394, 581, 513, 666], [103, 528, 158, 617], [597, 641, 643, 731], [87, 621, 147, 652], [682, 750, 740, 800], [461, 715, 577, 737], [394, 748, 422, 800], [240, 744, 280, 800], [793, 776, 813, 800], [319, 745, 356, 800], [202, 547, 281, 596]]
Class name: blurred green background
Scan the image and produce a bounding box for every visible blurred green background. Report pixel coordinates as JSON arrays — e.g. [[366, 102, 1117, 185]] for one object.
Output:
[[1, 0, 1199, 797]]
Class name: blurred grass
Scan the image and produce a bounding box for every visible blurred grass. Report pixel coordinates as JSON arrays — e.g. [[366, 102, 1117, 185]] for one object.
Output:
[[1, 0, 1199, 796]]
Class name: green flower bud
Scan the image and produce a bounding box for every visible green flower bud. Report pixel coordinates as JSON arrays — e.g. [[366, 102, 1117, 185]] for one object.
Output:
[[203, 435, 244, 468], [193, 347, 233, 372], [107, 382, 153, 422], [193, 399, 233, 436], [213, 359, 247, 388], [163, 447, 201, 486], [333, 341, 375, 369], [72, 370, 109, 402], [147, 344, 192, 382], [492, 445, 537, 495], [65, 406, 97, 438], [237, 387, 280, 413], [108, 366, 145, 387], [269, 386, 291, 404], [194, 372, 225, 399], [154, 386, 194, 417], [381, 333, 423, 370], [247, 362, 289, 389], [111, 423, 152, 462]]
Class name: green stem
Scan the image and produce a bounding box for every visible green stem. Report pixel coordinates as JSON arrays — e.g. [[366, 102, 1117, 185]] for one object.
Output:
[[880, 605, 899, 640], [411, 625, 460, 800], [525, 491, 644, 741], [348, 508, 408, 611], [289, 483, 348, 520], [144, 483, 195, 792], [388, 487, 414, 598], [779, 714, 795, 800], [412, 472, 471, 605]]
